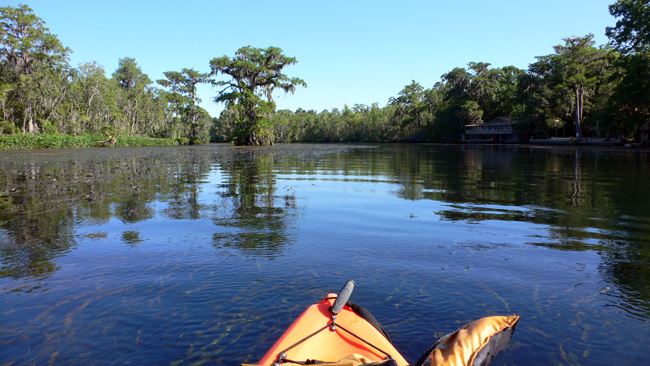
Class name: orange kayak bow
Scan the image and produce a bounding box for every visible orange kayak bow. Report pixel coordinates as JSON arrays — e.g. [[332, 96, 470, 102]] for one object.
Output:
[[250, 280, 519, 366]]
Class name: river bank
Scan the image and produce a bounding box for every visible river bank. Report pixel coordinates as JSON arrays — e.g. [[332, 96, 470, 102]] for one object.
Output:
[[0, 134, 180, 150], [465, 138, 649, 151]]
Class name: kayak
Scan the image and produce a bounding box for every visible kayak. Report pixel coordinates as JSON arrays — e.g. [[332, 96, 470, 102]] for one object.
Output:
[[247, 280, 519, 366]]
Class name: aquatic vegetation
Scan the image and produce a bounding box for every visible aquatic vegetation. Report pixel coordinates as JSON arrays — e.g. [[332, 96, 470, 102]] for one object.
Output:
[[0, 134, 179, 150]]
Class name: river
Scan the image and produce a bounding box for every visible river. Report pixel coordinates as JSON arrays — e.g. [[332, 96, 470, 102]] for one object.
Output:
[[1, 143, 649, 365]]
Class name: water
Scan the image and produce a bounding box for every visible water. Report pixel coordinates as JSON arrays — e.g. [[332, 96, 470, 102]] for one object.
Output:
[[1, 144, 649, 365]]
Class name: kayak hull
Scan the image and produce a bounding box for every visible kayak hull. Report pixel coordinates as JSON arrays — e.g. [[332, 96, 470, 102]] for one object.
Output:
[[257, 294, 409, 366]]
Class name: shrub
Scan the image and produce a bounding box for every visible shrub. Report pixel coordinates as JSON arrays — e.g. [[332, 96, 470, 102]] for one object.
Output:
[[0, 134, 179, 150], [0, 120, 16, 135]]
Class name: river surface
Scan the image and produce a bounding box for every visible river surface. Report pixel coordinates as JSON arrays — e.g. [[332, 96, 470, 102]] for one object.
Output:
[[1, 144, 649, 365]]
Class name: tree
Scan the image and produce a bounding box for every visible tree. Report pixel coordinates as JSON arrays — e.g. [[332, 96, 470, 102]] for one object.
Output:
[[209, 46, 306, 146], [467, 61, 492, 104], [0, 4, 68, 75], [490, 66, 526, 118], [0, 4, 70, 133], [606, 0, 650, 55], [157, 68, 209, 140], [112, 57, 152, 136], [550, 35, 610, 139], [519, 64, 567, 139], [72, 61, 107, 133], [441, 67, 471, 104], [609, 51, 650, 137], [606, 0, 650, 141], [390, 80, 425, 141], [460, 100, 484, 125], [112, 57, 149, 92]]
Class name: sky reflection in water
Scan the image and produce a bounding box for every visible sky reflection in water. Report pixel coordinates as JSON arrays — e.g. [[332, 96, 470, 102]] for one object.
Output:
[[1, 144, 649, 365]]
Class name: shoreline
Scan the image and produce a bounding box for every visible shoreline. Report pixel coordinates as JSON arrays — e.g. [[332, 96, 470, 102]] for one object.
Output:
[[1, 135, 648, 152], [463, 139, 649, 151], [0, 134, 180, 150]]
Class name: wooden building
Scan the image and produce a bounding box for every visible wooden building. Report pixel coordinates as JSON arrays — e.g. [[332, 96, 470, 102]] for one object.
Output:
[[463, 117, 520, 143]]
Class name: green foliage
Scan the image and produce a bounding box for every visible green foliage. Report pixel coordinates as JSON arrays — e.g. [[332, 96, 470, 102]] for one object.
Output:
[[390, 80, 426, 141], [0, 5, 215, 146], [0, 134, 178, 149], [0, 134, 100, 149], [112, 57, 150, 91], [157, 68, 210, 141], [113, 136, 178, 147], [0, 4, 69, 75], [526, 35, 614, 139], [209, 46, 306, 146], [0, 4, 70, 135], [0, 4, 648, 148], [606, 0, 650, 54], [606, 1, 650, 139], [460, 100, 484, 125], [608, 51, 650, 135], [1, 119, 16, 134], [40, 121, 59, 135]]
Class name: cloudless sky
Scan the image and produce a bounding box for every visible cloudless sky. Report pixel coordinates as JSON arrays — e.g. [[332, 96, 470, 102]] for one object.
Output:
[[7, 0, 618, 117]]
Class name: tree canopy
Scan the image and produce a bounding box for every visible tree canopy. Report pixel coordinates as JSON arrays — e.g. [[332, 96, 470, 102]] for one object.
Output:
[[606, 0, 650, 141], [0, 4, 69, 75], [209, 46, 306, 146], [606, 0, 650, 54], [157, 68, 210, 140], [1, 3, 649, 147]]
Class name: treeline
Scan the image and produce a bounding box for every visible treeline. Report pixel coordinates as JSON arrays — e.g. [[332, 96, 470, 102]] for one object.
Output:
[[2, 2, 649, 146], [229, 32, 647, 144], [214, 0, 649, 144], [0, 5, 211, 144]]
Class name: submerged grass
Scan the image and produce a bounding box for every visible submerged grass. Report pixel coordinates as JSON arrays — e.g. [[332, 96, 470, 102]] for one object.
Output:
[[0, 134, 179, 150]]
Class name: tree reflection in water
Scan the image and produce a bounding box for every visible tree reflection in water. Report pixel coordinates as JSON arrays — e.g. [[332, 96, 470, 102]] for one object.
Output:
[[0, 147, 308, 282], [212, 152, 298, 257], [0, 149, 209, 281], [389, 145, 650, 320], [1, 144, 649, 365]]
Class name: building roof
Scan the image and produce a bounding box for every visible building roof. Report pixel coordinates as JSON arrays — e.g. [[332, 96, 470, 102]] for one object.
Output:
[[466, 117, 517, 127]]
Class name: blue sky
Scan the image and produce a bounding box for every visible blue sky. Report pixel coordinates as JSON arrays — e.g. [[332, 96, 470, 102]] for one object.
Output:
[[7, 0, 617, 117]]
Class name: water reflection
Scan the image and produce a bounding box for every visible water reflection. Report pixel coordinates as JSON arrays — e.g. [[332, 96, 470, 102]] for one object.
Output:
[[1, 145, 649, 294], [122, 231, 146, 245], [303, 144, 650, 324], [212, 152, 299, 257], [0, 148, 306, 280], [370, 145, 650, 322], [1, 144, 649, 365], [0, 153, 189, 281]]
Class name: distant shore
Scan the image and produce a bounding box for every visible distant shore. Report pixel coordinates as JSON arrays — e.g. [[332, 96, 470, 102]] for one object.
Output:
[[2, 134, 648, 151], [0, 134, 180, 150], [465, 137, 649, 150]]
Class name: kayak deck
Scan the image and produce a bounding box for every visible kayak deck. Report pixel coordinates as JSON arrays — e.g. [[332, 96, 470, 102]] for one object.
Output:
[[257, 293, 408, 366], [251, 280, 519, 366]]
